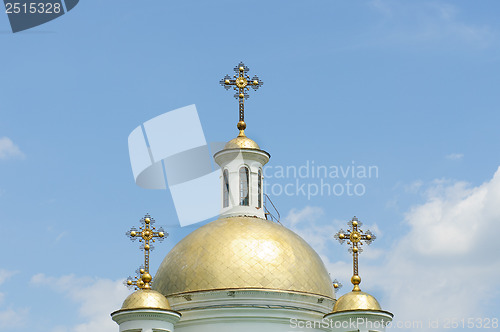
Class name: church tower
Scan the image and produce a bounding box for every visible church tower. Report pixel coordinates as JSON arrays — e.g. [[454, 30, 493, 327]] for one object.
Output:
[[214, 63, 269, 219], [213, 115, 269, 219]]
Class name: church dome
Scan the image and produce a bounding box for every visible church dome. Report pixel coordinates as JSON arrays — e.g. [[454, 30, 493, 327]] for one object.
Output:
[[332, 290, 381, 312], [153, 216, 335, 299], [121, 289, 171, 310], [222, 120, 260, 150]]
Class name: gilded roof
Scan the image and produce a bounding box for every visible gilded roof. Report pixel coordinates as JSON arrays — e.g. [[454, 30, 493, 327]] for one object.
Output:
[[153, 216, 334, 299], [121, 289, 171, 310], [332, 290, 381, 312], [224, 135, 260, 149]]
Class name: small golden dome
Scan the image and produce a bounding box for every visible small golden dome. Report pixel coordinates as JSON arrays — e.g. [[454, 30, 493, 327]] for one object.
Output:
[[333, 290, 381, 312], [224, 135, 260, 150], [222, 120, 261, 150], [121, 289, 171, 310], [153, 216, 334, 299]]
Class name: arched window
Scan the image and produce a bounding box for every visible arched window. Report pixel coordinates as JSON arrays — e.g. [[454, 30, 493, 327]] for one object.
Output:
[[239, 166, 249, 206], [258, 169, 262, 208], [223, 169, 229, 208]]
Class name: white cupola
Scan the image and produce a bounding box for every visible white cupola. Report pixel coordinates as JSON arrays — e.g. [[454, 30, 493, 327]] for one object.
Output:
[[214, 120, 270, 219]]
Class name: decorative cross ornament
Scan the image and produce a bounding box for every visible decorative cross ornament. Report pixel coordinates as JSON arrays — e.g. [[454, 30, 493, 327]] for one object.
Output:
[[334, 216, 376, 291], [124, 214, 167, 289], [220, 62, 263, 135], [125, 266, 147, 290]]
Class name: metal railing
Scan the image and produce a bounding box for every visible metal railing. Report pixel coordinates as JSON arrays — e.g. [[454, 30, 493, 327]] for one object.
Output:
[[264, 193, 281, 224]]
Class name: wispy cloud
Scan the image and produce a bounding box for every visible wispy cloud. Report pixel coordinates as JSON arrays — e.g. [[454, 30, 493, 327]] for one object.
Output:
[[0, 137, 25, 160], [445, 153, 464, 160], [31, 274, 129, 332], [283, 206, 383, 282], [286, 206, 324, 227], [368, 1, 495, 48], [0, 270, 15, 286], [404, 180, 424, 194], [284, 206, 336, 254], [46, 225, 68, 243]]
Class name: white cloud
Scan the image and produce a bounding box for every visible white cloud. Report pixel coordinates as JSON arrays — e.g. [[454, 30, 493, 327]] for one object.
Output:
[[0, 270, 11, 307], [31, 274, 129, 332], [376, 167, 500, 328], [0, 270, 28, 330], [284, 167, 500, 329], [0, 308, 28, 330], [445, 153, 464, 160], [0, 137, 24, 160]]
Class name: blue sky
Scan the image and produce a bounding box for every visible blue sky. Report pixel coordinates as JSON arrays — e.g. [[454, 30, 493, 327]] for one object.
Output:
[[1, 1, 499, 331]]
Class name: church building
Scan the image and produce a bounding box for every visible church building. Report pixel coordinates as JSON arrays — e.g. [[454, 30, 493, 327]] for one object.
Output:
[[110, 63, 393, 332]]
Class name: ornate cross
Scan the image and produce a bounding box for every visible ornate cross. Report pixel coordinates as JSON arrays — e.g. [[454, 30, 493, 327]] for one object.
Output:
[[220, 62, 263, 135], [334, 216, 376, 291], [125, 214, 167, 289]]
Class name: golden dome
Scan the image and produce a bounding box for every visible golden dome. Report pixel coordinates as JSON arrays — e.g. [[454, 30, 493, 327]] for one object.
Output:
[[121, 289, 171, 310], [224, 135, 260, 150], [153, 216, 334, 299], [332, 290, 381, 312]]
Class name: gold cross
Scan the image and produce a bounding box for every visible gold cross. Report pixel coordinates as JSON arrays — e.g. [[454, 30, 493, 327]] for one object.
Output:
[[334, 216, 376, 291], [220, 62, 263, 135], [125, 214, 167, 289]]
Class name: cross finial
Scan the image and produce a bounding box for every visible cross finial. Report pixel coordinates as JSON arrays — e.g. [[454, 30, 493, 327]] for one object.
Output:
[[334, 216, 376, 292], [124, 214, 167, 289], [220, 62, 263, 136]]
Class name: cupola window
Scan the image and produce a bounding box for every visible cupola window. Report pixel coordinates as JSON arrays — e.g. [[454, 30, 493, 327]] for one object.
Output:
[[239, 166, 249, 206], [223, 169, 229, 208], [258, 169, 262, 208]]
